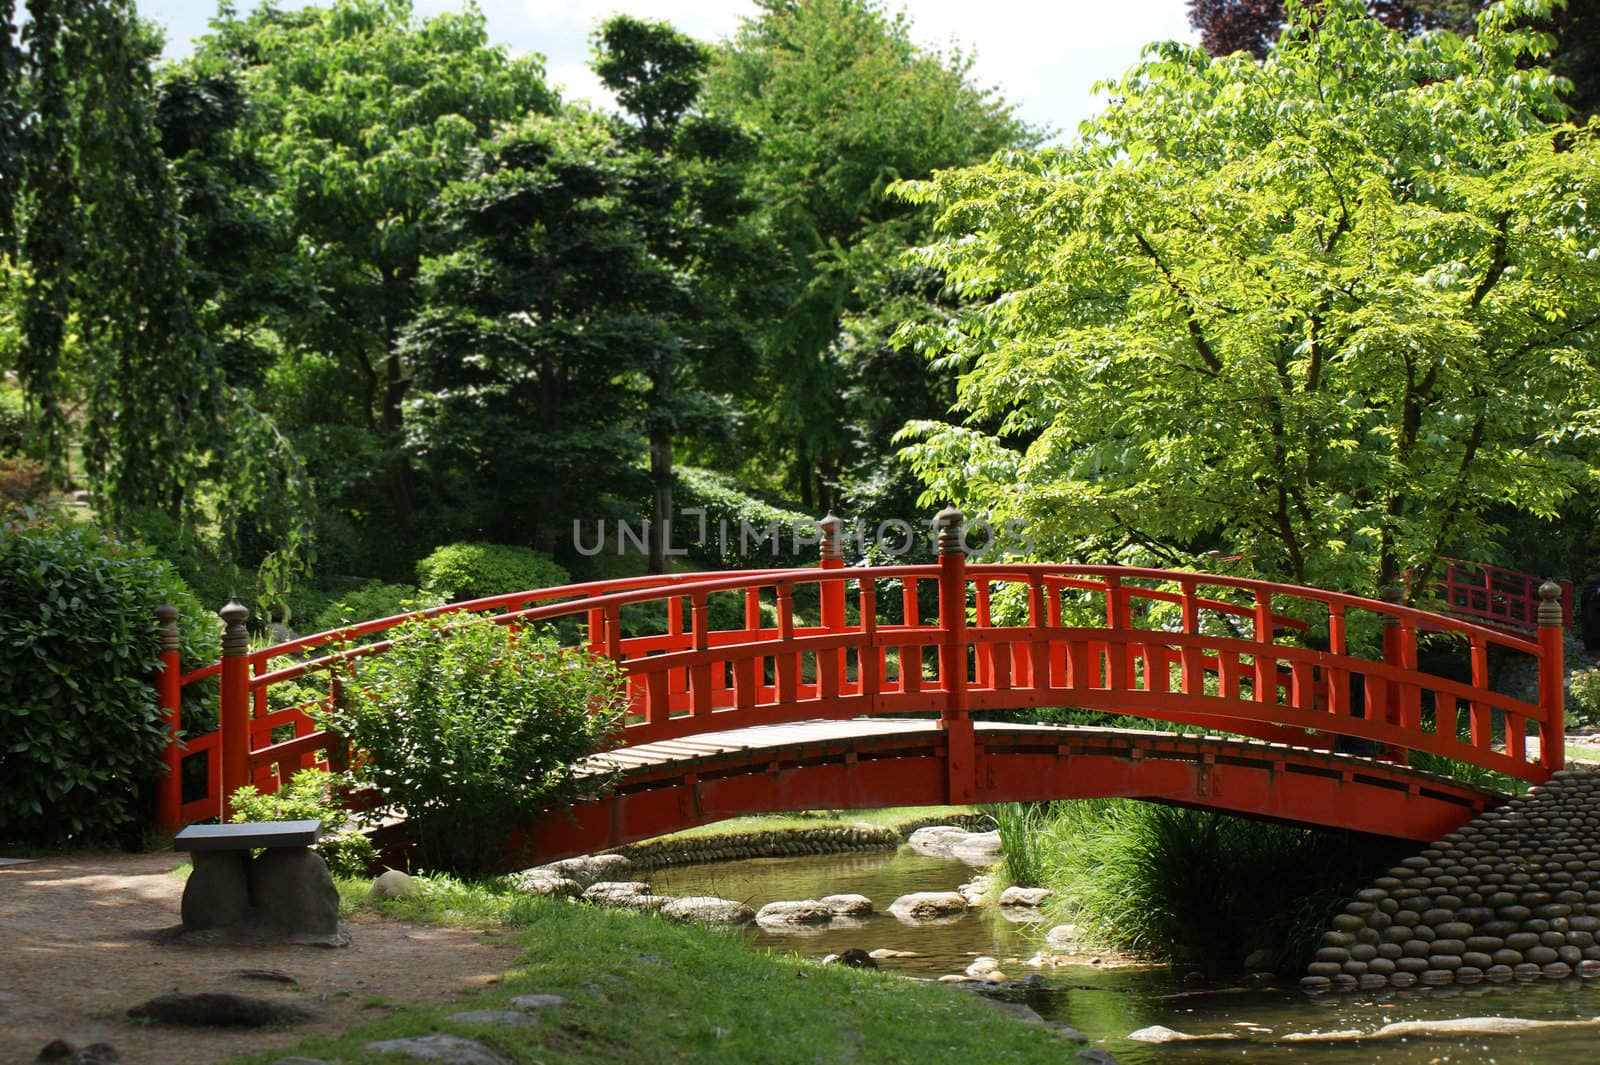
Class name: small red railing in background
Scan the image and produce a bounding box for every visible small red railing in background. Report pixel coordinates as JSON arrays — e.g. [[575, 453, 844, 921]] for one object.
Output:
[[1435, 559, 1572, 636], [149, 512, 1569, 832]]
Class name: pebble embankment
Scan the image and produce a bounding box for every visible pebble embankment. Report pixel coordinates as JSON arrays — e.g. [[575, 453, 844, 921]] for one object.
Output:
[[1306, 767, 1600, 992]]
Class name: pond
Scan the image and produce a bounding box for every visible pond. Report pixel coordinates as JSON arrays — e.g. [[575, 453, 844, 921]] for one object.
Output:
[[649, 846, 1600, 1064]]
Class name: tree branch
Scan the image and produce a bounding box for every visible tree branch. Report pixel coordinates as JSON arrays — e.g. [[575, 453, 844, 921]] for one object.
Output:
[[1133, 231, 1223, 374]]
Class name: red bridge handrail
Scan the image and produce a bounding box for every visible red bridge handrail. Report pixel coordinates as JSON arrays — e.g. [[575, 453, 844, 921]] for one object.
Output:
[[150, 514, 1568, 830], [1435, 558, 1573, 635]]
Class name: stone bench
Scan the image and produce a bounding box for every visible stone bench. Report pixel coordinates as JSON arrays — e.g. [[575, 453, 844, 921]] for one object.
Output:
[[175, 820, 345, 946]]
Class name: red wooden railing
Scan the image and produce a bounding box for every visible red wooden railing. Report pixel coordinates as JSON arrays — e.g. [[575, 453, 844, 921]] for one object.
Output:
[[1435, 559, 1572, 635], [151, 510, 1568, 831]]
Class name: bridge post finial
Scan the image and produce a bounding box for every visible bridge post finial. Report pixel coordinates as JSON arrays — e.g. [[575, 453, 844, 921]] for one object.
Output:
[[819, 513, 843, 564], [1539, 579, 1564, 628], [935, 506, 964, 557]]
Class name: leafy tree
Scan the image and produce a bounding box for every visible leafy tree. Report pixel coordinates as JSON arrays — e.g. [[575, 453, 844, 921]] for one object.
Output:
[[592, 15, 768, 573], [701, 0, 1039, 512], [402, 111, 669, 555], [192, 0, 556, 529], [896, 1, 1600, 599]]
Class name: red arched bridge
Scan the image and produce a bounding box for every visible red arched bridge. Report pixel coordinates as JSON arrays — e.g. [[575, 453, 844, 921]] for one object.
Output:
[[151, 512, 1568, 864]]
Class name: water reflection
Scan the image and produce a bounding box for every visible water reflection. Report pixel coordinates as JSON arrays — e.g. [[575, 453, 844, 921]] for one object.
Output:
[[648, 846, 1600, 1064]]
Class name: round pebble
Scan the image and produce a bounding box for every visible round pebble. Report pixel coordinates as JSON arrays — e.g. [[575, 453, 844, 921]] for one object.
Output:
[[1388, 972, 1417, 988]]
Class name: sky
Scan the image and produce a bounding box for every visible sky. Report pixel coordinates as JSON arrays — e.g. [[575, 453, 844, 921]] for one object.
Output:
[[146, 0, 1198, 143]]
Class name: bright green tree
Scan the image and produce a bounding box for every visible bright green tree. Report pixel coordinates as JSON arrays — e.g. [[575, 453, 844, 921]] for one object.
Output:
[[896, 0, 1600, 599], [701, 0, 1038, 512]]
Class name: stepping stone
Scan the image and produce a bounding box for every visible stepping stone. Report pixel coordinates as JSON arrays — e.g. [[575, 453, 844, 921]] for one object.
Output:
[[447, 1009, 537, 1027], [510, 994, 566, 1010], [361, 1034, 510, 1064]]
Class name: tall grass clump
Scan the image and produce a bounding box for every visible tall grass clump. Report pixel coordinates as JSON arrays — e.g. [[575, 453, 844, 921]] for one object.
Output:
[[1025, 800, 1410, 975], [990, 803, 1049, 887]]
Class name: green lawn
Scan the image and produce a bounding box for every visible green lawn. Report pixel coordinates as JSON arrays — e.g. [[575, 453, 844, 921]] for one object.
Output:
[[230, 878, 1068, 1065]]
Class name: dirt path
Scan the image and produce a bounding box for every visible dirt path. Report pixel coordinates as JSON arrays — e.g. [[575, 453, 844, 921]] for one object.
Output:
[[0, 851, 522, 1065]]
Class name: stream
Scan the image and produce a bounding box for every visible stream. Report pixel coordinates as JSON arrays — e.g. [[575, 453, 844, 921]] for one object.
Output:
[[649, 846, 1600, 1064]]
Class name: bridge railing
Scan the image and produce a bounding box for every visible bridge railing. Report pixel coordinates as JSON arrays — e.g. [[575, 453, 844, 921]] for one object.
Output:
[[151, 510, 1567, 828], [1435, 559, 1573, 635]]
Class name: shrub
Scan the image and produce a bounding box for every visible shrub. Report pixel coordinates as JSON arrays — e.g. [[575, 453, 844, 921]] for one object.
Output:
[[326, 616, 627, 874], [1569, 667, 1600, 729], [416, 542, 569, 603], [0, 516, 219, 847], [228, 769, 376, 877], [673, 466, 819, 568], [311, 581, 442, 634]]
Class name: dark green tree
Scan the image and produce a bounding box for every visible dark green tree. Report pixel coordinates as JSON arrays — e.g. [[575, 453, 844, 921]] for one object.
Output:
[[191, 0, 556, 531], [592, 15, 768, 573]]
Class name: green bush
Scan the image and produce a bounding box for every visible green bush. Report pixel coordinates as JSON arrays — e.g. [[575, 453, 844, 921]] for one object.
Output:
[[673, 466, 819, 568], [0, 516, 219, 847], [1569, 667, 1600, 729], [416, 542, 569, 603], [312, 581, 442, 633], [326, 616, 627, 874], [228, 768, 376, 877]]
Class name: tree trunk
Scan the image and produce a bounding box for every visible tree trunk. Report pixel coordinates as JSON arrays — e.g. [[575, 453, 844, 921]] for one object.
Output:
[[650, 425, 673, 575]]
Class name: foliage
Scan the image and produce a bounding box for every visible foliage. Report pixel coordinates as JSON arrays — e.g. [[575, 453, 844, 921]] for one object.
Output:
[[190, 0, 556, 534], [311, 581, 441, 633], [896, 1, 1600, 598], [701, 0, 1040, 512], [1569, 666, 1600, 727], [401, 110, 661, 555], [672, 466, 819, 568], [989, 802, 1049, 888], [228, 768, 375, 877], [0, 516, 217, 847], [415, 542, 570, 603], [1013, 800, 1409, 973], [326, 617, 626, 873]]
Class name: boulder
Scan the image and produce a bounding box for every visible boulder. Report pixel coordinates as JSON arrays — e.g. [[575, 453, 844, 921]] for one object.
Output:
[[755, 900, 835, 925], [820, 893, 874, 916], [1046, 924, 1079, 947], [997, 886, 1053, 907], [248, 848, 341, 940], [446, 1010, 537, 1027], [509, 994, 565, 1010], [888, 891, 968, 922], [660, 897, 755, 924], [538, 855, 631, 888], [951, 832, 1003, 866], [370, 870, 420, 901], [906, 826, 971, 857], [582, 881, 651, 905], [511, 870, 583, 899]]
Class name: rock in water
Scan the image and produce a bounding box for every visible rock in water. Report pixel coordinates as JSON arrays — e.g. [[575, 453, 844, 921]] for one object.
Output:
[[820, 893, 874, 916], [126, 993, 312, 1028], [660, 896, 756, 924], [755, 900, 835, 925], [838, 948, 878, 969], [888, 891, 968, 921], [997, 886, 1053, 907]]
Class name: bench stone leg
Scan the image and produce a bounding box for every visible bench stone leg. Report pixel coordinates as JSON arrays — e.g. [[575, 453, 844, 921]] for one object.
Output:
[[182, 851, 251, 931], [248, 847, 340, 940]]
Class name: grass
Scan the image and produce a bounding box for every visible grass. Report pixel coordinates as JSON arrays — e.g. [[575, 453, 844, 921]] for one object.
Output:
[[225, 876, 1069, 1065], [986, 800, 1412, 976]]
